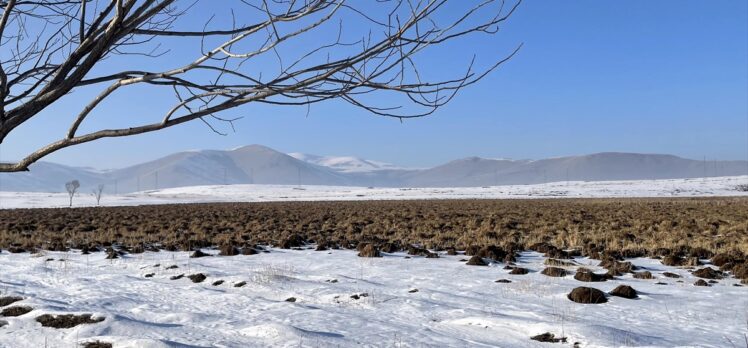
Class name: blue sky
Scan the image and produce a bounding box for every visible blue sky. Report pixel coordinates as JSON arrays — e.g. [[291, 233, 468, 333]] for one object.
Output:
[[1, 1, 746, 169]]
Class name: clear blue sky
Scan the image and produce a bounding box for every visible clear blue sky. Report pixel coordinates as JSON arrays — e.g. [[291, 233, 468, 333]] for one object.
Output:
[[1, 1, 746, 169]]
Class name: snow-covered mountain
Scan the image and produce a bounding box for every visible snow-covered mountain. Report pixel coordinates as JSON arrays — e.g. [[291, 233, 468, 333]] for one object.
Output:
[[1, 146, 746, 192], [288, 153, 401, 173]]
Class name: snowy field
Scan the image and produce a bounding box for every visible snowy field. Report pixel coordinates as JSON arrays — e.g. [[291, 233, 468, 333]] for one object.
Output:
[[1, 247, 746, 348], [1, 176, 747, 209]]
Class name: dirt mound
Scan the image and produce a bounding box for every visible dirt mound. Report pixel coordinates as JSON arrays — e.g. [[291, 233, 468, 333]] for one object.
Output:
[[694, 279, 709, 286], [600, 259, 635, 274], [1, 306, 32, 317], [662, 272, 680, 278], [279, 234, 305, 249], [545, 258, 575, 267], [190, 249, 209, 258], [35, 314, 104, 328], [712, 252, 744, 267], [0, 296, 23, 307], [466, 256, 487, 266], [241, 247, 258, 255], [609, 285, 637, 299], [82, 341, 112, 348], [219, 245, 239, 256], [661, 255, 685, 266], [732, 263, 748, 279], [188, 273, 207, 283], [574, 270, 608, 282], [567, 287, 607, 304], [315, 241, 330, 251], [509, 267, 529, 275], [541, 267, 567, 277], [633, 271, 654, 279], [531, 332, 567, 343], [358, 244, 381, 258], [692, 267, 723, 279], [685, 257, 701, 267], [476, 245, 506, 261]]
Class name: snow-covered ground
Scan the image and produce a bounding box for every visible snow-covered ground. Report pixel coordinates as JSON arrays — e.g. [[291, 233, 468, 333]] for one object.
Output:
[[0, 248, 745, 347], [1, 176, 746, 209]]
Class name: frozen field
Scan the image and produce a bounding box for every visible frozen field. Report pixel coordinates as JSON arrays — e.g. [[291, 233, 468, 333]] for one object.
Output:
[[1, 176, 747, 209], [0, 247, 746, 348]]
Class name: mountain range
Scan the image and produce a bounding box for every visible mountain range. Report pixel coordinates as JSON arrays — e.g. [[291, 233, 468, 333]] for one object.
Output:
[[1, 144, 746, 192]]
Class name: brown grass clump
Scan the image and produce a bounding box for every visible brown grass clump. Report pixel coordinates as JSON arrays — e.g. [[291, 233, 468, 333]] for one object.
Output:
[[568, 287, 607, 304], [81, 341, 112, 348], [609, 285, 638, 299], [1, 198, 747, 258], [242, 246, 259, 255], [509, 267, 529, 275], [545, 259, 576, 267], [732, 263, 748, 279], [694, 279, 709, 287], [712, 252, 744, 267], [219, 245, 239, 256], [574, 269, 608, 282], [633, 271, 654, 280], [691, 267, 723, 279], [541, 267, 568, 277], [600, 259, 636, 274], [357, 244, 381, 258], [466, 256, 487, 266], [530, 332, 567, 343], [190, 249, 209, 258], [35, 314, 104, 328], [661, 255, 685, 266], [1, 306, 32, 317], [475, 245, 507, 261], [0, 296, 23, 307], [662, 272, 680, 278]]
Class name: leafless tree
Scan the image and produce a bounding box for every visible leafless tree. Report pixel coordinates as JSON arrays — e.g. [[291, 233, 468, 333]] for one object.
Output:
[[92, 183, 104, 205], [0, 0, 521, 172], [65, 179, 80, 207]]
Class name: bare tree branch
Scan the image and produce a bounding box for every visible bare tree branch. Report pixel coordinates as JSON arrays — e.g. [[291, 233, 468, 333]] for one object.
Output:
[[0, 0, 522, 172]]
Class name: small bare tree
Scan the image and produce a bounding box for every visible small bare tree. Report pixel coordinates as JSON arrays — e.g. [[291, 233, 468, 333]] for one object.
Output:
[[0, 0, 521, 172], [65, 180, 80, 207], [92, 184, 105, 205]]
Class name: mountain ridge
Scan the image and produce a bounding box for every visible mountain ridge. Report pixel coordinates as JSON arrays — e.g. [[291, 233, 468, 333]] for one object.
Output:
[[1, 144, 746, 192]]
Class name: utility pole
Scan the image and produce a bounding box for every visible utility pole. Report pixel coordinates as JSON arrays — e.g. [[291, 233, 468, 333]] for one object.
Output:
[[703, 156, 707, 178], [713, 160, 717, 178]]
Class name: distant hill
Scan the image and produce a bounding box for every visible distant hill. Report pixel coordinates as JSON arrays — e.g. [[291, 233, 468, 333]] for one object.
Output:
[[1, 146, 746, 192]]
